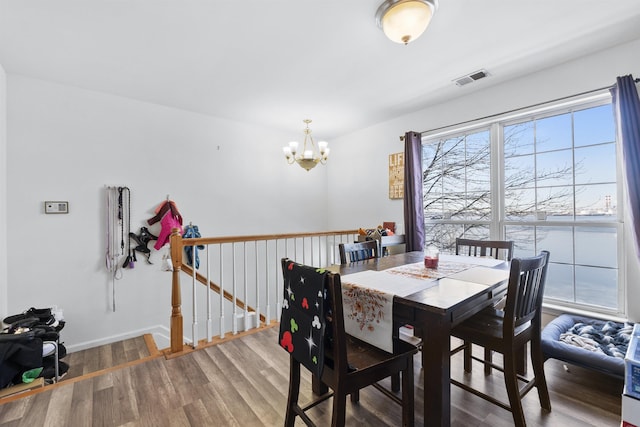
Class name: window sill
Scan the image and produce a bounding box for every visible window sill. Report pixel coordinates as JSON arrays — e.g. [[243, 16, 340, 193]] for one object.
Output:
[[542, 302, 628, 324]]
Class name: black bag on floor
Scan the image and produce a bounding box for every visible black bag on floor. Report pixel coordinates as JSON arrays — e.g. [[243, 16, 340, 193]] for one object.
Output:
[[0, 336, 43, 388]]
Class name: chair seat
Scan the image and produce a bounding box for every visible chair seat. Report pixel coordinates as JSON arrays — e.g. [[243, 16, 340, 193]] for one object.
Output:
[[344, 335, 417, 372], [321, 335, 418, 395], [453, 308, 532, 350]]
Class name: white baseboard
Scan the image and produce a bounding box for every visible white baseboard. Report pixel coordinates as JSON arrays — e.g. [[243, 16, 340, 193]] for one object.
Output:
[[65, 316, 254, 354], [66, 325, 171, 353]]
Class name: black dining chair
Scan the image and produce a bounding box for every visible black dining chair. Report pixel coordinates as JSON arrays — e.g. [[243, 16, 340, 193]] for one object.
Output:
[[338, 240, 379, 264], [278, 258, 418, 427], [455, 237, 514, 261], [455, 237, 515, 373], [450, 250, 551, 427]]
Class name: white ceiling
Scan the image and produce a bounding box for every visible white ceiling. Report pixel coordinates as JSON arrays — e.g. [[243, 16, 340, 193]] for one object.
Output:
[[1, 1, 640, 139]]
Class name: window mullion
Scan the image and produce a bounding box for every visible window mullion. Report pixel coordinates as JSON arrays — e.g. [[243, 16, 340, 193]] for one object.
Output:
[[490, 123, 503, 239]]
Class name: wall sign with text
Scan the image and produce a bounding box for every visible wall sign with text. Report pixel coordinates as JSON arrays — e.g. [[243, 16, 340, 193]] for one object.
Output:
[[388, 152, 404, 199]]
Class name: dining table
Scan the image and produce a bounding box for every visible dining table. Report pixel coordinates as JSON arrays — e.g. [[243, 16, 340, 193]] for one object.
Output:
[[335, 251, 511, 427]]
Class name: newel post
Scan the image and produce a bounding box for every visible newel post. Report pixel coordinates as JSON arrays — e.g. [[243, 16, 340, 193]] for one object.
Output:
[[170, 227, 184, 353]]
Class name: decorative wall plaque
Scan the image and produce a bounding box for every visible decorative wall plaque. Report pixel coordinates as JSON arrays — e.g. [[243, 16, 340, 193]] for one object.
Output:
[[389, 152, 404, 199]]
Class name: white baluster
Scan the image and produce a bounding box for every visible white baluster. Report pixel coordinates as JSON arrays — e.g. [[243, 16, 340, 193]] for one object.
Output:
[[206, 245, 212, 343]]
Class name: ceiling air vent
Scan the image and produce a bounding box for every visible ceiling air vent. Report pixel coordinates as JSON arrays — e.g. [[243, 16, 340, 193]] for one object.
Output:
[[454, 69, 489, 87]]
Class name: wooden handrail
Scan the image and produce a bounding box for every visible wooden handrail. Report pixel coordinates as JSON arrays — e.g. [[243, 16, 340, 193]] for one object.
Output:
[[174, 229, 359, 246]]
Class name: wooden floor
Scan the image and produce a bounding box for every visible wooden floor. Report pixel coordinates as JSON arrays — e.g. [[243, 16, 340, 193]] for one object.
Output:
[[64, 336, 153, 381], [0, 325, 623, 426]]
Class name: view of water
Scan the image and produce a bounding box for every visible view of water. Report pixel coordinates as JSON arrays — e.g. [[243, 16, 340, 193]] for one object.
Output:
[[429, 215, 620, 310], [506, 216, 618, 310]]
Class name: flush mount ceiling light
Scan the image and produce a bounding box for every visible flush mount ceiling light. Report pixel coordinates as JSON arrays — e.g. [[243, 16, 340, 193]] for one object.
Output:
[[375, 0, 439, 45]]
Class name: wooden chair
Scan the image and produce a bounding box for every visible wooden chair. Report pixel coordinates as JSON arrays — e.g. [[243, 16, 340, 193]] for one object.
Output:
[[455, 237, 515, 372], [279, 258, 418, 427], [450, 251, 551, 427], [338, 240, 379, 264], [455, 237, 514, 261]]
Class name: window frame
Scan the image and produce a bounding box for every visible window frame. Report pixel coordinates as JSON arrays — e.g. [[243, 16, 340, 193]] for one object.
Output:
[[421, 93, 626, 317]]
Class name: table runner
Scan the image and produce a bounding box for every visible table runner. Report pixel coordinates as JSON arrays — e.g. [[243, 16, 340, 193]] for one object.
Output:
[[341, 269, 436, 352]]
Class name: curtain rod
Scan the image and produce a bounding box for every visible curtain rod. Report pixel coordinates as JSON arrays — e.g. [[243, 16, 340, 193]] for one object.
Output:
[[401, 77, 640, 140]]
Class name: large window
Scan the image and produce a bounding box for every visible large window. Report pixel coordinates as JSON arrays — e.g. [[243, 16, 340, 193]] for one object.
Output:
[[423, 98, 623, 315]]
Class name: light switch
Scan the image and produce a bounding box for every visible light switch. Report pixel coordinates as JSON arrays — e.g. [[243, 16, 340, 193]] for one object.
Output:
[[45, 201, 69, 214]]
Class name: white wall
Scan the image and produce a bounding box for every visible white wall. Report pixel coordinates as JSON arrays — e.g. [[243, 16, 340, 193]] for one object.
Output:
[[4, 75, 328, 350], [327, 38, 640, 321], [4, 37, 640, 351], [0, 64, 6, 319]]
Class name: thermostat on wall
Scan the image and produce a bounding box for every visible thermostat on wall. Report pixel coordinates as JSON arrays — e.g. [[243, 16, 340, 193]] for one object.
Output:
[[45, 201, 69, 214]]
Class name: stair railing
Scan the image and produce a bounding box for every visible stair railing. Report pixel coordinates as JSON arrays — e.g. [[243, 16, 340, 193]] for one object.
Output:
[[169, 228, 359, 354]]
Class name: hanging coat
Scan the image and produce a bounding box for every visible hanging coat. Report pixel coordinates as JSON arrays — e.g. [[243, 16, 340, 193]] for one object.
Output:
[[182, 225, 205, 269], [149, 200, 183, 250]]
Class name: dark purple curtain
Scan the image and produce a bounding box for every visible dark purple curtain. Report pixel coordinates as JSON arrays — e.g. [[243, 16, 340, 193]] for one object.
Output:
[[611, 75, 640, 256], [403, 131, 425, 252]]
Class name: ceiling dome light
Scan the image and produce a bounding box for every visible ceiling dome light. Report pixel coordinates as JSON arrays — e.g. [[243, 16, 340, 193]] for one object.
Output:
[[375, 0, 438, 45]]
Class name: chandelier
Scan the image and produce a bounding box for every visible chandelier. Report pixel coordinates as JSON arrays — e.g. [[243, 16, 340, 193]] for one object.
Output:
[[282, 119, 330, 171], [375, 0, 439, 45]]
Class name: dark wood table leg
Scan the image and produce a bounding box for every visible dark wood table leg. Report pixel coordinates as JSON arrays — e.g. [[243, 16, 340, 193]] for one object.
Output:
[[420, 313, 451, 427]]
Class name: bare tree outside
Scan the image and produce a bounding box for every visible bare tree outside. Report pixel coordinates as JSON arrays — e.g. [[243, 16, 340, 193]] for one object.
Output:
[[422, 123, 580, 252]]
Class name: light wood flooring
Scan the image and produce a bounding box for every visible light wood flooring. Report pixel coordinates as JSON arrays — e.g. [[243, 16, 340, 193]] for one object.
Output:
[[0, 325, 624, 426], [63, 335, 154, 381]]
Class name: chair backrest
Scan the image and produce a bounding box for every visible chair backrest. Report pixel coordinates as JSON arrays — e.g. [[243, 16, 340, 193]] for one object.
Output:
[[278, 258, 349, 379], [338, 240, 379, 264], [455, 238, 514, 261], [503, 250, 550, 334]]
